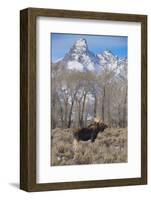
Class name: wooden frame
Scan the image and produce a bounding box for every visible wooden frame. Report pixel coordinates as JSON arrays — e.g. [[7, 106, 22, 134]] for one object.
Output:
[[20, 7, 147, 192]]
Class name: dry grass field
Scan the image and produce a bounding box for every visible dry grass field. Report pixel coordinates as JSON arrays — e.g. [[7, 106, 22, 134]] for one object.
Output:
[[51, 128, 127, 166]]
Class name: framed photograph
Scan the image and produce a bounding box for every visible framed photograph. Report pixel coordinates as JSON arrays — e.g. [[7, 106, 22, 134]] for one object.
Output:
[[20, 8, 147, 192]]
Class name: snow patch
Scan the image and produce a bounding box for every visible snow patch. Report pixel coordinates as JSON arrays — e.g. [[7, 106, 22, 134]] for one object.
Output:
[[67, 61, 84, 71], [87, 63, 95, 71]]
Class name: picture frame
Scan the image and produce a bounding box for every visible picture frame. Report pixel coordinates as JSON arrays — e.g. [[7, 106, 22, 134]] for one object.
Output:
[[20, 7, 147, 192]]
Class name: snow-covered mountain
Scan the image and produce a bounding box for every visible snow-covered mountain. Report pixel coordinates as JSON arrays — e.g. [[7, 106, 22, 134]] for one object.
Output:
[[97, 50, 127, 79], [97, 49, 118, 65], [52, 38, 127, 76], [63, 38, 100, 72]]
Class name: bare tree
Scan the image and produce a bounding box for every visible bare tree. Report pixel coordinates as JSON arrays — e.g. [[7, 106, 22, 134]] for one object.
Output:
[[51, 59, 127, 129]]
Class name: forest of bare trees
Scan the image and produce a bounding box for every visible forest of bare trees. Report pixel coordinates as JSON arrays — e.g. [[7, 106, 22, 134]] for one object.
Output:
[[51, 63, 127, 129]]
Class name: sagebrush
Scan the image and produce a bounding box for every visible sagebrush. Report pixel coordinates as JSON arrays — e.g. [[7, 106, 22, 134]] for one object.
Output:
[[51, 128, 127, 166]]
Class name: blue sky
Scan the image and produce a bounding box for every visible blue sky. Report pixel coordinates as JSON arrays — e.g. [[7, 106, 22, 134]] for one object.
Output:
[[51, 33, 128, 62]]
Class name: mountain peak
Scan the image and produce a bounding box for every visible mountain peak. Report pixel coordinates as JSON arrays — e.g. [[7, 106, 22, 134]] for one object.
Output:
[[104, 49, 112, 52], [103, 49, 114, 55], [63, 38, 100, 72], [75, 38, 87, 47], [71, 38, 88, 54]]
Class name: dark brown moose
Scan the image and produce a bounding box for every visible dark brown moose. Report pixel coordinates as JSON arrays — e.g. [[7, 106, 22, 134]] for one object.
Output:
[[73, 118, 108, 143]]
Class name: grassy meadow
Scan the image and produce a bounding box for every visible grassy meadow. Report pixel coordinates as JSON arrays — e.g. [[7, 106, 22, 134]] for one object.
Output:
[[51, 128, 127, 166]]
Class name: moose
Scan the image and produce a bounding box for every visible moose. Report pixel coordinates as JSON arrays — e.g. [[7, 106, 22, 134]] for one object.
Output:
[[73, 118, 108, 145]]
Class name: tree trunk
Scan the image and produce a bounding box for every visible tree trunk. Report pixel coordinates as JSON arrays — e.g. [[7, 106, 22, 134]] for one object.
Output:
[[60, 105, 64, 128], [102, 86, 105, 121], [52, 92, 57, 129], [68, 100, 74, 128], [78, 102, 81, 128], [94, 94, 97, 118], [79, 92, 87, 128], [84, 111, 88, 127], [107, 92, 111, 127], [122, 86, 127, 127], [118, 104, 121, 127], [68, 91, 77, 128], [64, 98, 68, 128]]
